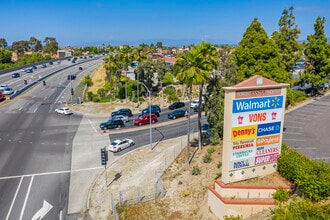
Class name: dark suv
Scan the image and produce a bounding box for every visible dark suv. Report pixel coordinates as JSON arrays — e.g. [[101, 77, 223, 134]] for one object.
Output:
[[111, 108, 133, 117], [99, 119, 125, 130], [169, 102, 185, 110], [141, 107, 160, 117]]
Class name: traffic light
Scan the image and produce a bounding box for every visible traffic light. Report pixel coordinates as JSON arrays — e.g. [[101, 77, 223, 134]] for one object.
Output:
[[24, 80, 27, 85], [71, 88, 74, 96], [100, 148, 108, 165], [43, 81, 46, 86]]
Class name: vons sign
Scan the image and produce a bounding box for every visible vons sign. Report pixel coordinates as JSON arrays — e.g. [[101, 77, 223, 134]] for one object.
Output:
[[221, 75, 288, 183]]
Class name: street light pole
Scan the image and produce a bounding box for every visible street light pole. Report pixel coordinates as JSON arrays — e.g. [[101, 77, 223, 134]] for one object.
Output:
[[138, 82, 152, 151]]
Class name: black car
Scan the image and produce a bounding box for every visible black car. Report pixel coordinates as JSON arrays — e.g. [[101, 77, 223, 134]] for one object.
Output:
[[169, 102, 185, 110], [99, 119, 125, 130], [141, 107, 160, 117], [111, 108, 133, 117], [12, 72, 20, 78], [168, 109, 186, 119]]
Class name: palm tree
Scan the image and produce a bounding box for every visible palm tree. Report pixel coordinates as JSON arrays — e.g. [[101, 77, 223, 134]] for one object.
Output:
[[195, 42, 219, 149], [103, 54, 118, 104], [117, 45, 134, 102], [175, 46, 212, 166]]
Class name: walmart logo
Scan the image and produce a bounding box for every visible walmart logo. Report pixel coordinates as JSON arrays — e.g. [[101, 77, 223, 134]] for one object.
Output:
[[233, 96, 284, 113]]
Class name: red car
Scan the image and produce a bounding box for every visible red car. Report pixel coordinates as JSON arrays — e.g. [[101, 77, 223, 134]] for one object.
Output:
[[0, 92, 5, 101], [134, 113, 158, 126]]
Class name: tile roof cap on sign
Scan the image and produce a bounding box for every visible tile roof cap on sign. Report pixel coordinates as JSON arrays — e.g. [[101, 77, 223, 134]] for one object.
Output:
[[234, 75, 278, 88]]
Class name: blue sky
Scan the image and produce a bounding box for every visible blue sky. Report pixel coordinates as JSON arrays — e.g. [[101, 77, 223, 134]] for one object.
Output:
[[1, 0, 329, 46]]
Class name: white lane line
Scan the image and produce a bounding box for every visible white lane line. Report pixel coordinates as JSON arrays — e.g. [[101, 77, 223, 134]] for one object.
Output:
[[282, 138, 305, 142], [294, 147, 317, 150], [283, 126, 302, 129], [6, 177, 24, 220], [88, 119, 98, 133], [0, 166, 104, 180], [19, 175, 34, 220], [283, 120, 305, 124], [283, 132, 302, 135]]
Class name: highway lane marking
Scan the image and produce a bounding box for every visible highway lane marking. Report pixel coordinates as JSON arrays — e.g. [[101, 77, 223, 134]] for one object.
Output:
[[6, 176, 23, 220], [0, 167, 104, 180], [19, 175, 34, 220]]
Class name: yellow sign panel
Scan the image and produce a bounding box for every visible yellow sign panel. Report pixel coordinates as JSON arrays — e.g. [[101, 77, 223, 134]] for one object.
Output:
[[231, 125, 257, 140]]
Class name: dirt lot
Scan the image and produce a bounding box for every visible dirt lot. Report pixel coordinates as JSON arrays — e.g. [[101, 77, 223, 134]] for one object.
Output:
[[71, 67, 293, 220]]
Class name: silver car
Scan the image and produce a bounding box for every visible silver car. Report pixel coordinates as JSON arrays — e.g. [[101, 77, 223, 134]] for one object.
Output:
[[112, 114, 129, 123]]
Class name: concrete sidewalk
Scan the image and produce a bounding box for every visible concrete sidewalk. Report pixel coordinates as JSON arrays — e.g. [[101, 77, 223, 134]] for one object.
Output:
[[67, 113, 194, 218]]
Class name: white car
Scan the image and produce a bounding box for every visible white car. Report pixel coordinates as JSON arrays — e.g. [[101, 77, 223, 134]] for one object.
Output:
[[112, 115, 129, 123], [0, 87, 14, 95], [55, 107, 73, 115], [108, 138, 135, 152]]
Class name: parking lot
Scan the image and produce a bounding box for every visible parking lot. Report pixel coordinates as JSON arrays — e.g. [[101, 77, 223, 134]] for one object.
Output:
[[283, 93, 330, 163]]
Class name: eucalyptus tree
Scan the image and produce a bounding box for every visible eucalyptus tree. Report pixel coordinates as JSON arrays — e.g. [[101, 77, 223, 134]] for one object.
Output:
[[175, 45, 212, 165], [272, 6, 302, 73], [42, 37, 58, 55], [302, 16, 330, 95], [234, 18, 289, 83], [0, 38, 7, 48]]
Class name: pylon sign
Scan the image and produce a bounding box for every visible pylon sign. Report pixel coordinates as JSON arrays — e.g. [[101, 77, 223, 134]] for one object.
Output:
[[221, 75, 289, 184]]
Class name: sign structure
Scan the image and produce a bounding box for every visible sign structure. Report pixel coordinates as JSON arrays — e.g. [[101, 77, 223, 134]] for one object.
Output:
[[221, 75, 288, 184]]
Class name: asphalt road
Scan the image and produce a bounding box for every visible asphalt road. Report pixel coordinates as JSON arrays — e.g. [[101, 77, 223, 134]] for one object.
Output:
[[0, 59, 100, 220], [283, 93, 330, 163]]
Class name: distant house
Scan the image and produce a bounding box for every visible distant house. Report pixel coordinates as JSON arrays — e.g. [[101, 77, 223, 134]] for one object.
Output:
[[163, 57, 177, 65]]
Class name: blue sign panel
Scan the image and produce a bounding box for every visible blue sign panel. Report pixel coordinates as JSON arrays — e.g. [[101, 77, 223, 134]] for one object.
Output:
[[257, 122, 281, 137], [232, 96, 284, 113]]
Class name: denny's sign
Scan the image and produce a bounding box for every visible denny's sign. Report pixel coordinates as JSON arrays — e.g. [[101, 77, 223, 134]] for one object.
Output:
[[221, 75, 288, 184]]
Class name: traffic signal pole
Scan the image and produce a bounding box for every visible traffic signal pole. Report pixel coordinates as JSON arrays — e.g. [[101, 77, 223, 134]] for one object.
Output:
[[100, 147, 108, 186]]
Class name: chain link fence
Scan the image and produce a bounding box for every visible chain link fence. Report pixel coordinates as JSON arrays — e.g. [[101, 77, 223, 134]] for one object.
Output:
[[109, 133, 198, 220]]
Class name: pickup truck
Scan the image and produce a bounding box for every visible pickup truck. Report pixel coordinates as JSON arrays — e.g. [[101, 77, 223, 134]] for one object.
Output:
[[134, 113, 158, 126]]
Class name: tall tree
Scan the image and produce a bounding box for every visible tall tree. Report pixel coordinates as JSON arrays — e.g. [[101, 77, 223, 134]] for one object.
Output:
[[194, 41, 218, 149], [272, 6, 302, 73], [175, 45, 212, 165], [302, 16, 330, 94], [11, 40, 29, 57], [234, 18, 289, 83], [29, 36, 42, 52], [43, 37, 58, 55], [104, 54, 119, 103], [205, 51, 238, 140], [0, 38, 7, 48]]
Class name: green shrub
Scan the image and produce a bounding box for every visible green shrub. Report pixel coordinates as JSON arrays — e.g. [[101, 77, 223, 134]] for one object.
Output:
[[207, 147, 215, 154], [278, 144, 330, 201], [224, 215, 243, 220], [272, 197, 330, 219], [191, 166, 201, 175], [215, 172, 222, 179], [92, 96, 100, 102], [217, 162, 222, 169], [273, 188, 290, 203], [210, 137, 220, 145], [203, 153, 212, 163]]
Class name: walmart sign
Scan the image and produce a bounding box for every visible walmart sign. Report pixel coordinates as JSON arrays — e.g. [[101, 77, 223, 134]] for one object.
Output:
[[232, 96, 284, 113]]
